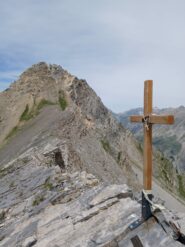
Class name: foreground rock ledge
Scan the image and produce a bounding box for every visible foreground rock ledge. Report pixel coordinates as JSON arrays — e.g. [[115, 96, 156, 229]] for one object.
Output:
[[0, 149, 185, 247]]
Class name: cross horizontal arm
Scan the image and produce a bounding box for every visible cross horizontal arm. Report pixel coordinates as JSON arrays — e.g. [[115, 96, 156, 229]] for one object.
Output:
[[130, 114, 174, 125], [130, 115, 143, 123], [149, 115, 174, 125]]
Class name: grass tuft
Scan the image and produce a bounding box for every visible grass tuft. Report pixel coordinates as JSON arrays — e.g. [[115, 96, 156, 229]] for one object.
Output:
[[101, 139, 111, 152], [44, 177, 53, 190], [5, 126, 19, 140], [32, 195, 45, 206], [20, 104, 33, 121], [177, 175, 185, 199], [20, 100, 55, 122], [59, 96, 67, 110], [5, 99, 56, 142]]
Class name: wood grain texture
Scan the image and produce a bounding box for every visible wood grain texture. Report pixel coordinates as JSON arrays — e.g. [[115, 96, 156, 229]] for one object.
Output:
[[149, 115, 174, 124], [130, 115, 143, 123], [143, 80, 153, 190], [129, 80, 174, 191], [144, 80, 153, 115]]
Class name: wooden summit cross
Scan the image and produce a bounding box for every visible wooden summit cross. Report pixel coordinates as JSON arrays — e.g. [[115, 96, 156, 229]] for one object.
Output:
[[130, 80, 174, 219]]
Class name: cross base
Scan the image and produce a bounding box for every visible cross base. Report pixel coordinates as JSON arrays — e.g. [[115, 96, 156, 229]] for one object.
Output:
[[129, 190, 153, 230], [142, 191, 153, 220], [129, 218, 144, 230]]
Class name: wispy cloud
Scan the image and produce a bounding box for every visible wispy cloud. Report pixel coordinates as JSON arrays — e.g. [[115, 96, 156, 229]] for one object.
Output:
[[0, 0, 185, 111]]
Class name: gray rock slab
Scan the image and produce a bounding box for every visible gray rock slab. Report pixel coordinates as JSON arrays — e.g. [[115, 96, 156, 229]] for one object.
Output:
[[89, 184, 132, 207], [22, 235, 37, 247], [118, 217, 183, 247]]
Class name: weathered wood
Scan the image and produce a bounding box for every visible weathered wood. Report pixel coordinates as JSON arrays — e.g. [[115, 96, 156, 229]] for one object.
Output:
[[143, 80, 153, 190], [130, 115, 174, 125], [149, 115, 174, 125], [144, 80, 153, 115], [129, 80, 174, 192], [129, 80, 174, 220], [130, 115, 143, 123], [144, 124, 152, 190]]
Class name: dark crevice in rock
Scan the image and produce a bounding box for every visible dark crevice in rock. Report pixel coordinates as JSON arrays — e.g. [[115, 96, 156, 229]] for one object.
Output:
[[54, 151, 65, 170], [24, 238, 37, 247], [177, 234, 185, 245]]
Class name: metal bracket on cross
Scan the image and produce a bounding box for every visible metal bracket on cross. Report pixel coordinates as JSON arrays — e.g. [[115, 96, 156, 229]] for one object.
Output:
[[142, 116, 150, 131], [129, 190, 156, 230]]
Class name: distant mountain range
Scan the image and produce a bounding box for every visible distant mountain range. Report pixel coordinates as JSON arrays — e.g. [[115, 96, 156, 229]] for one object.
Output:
[[115, 107, 185, 201], [115, 106, 185, 173]]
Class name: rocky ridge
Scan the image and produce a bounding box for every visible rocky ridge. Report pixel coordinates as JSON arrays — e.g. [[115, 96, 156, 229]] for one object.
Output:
[[0, 63, 185, 246], [0, 62, 142, 187]]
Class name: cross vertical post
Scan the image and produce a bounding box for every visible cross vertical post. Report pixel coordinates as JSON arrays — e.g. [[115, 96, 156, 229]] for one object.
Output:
[[143, 80, 153, 191]]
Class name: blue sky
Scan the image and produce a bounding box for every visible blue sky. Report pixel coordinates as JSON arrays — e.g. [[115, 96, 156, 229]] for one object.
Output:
[[0, 0, 185, 112]]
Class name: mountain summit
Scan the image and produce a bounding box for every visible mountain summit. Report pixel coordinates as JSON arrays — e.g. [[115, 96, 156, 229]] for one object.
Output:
[[0, 62, 142, 185]]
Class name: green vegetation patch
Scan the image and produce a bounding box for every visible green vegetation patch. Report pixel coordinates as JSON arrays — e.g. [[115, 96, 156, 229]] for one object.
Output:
[[36, 99, 55, 112], [177, 174, 185, 199], [153, 135, 182, 156], [59, 96, 67, 110], [101, 139, 111, 153], [4, 98, 56, 143], [20, 100, 55, 122], [161, 157, 173, 183], [5, 126, 19, 140], [32, 195, 45, 206], [58, 90, 67, 110], [20, 104, 33, 121], [43, 177, 53, 190], [156, 152, 174, 190]]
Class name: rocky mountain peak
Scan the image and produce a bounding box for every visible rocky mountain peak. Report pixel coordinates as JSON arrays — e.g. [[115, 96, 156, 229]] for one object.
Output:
[[0, 63, 142, 186], [0, 62, 124, 147], [19, 62, 63, 78], [8, 62, 73, 97]]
